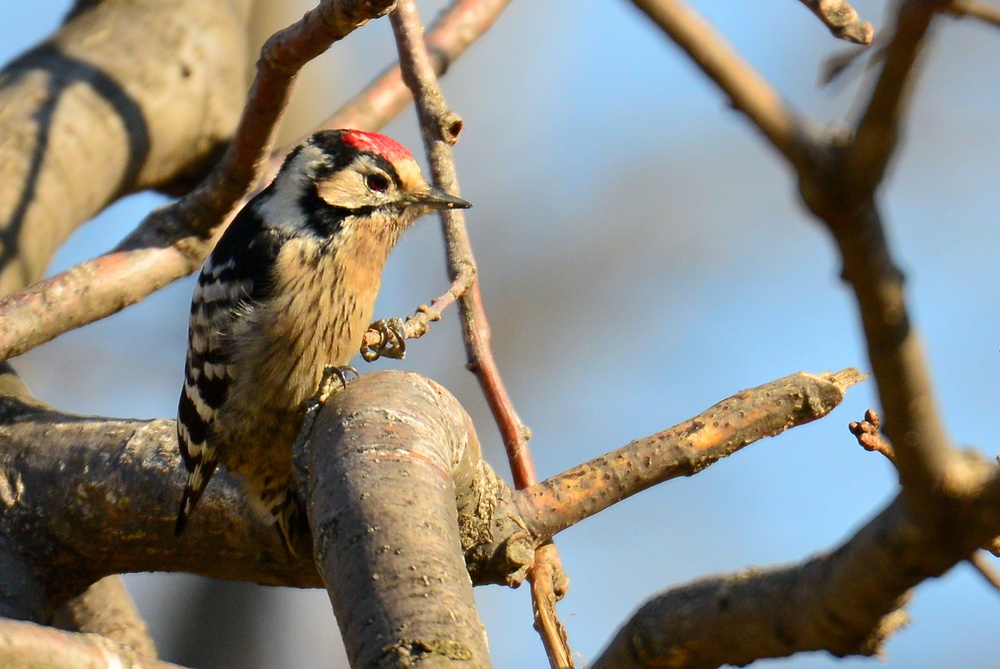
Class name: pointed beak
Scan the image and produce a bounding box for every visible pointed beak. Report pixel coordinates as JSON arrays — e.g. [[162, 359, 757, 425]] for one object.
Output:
[[415, 187, 472, 211]]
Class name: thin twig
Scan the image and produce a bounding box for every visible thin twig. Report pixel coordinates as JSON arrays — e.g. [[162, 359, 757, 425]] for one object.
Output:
[[797, 0, 875, 44], [389, 2, 569, 666], [389, 1, 532, 485], [848, 408, 896, 462], [0, 0, 396, 364], [847, 0, 943, 193]]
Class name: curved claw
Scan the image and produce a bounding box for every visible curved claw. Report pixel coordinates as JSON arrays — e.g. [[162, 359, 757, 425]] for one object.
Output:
[[318, 364, 358, 399], [361, 317, 408, 362]]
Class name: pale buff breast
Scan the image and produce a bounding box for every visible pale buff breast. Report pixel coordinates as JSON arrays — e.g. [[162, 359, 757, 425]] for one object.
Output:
[[230, 237, 381, 417]]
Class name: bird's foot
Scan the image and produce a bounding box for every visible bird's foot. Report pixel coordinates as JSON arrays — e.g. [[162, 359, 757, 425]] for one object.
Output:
[[361, 317, 407, 362], [316, 364, 358, 402]]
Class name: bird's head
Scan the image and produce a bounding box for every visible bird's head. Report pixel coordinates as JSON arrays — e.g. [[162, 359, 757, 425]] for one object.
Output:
[[264, 129, 471, 247]]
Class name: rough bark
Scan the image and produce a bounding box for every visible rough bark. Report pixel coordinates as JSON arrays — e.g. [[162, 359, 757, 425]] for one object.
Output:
[[301, 371, 492, 668]]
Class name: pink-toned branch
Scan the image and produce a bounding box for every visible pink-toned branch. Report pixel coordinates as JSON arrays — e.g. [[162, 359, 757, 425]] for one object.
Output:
[[389, 1, 566, 665]]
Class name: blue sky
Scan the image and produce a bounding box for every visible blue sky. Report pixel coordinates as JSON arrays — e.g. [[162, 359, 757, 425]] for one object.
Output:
[[4, 2, 999, 667]]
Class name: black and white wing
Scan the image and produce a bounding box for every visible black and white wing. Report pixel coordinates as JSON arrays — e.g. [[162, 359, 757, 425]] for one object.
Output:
[[174, 201, 286, 536]]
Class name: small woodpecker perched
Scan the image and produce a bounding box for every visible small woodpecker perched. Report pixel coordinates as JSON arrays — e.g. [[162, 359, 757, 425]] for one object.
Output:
[[174, 129, 471, 543]]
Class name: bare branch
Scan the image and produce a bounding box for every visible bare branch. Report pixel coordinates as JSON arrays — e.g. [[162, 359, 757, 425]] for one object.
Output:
[[0, 618, 184, 669], [847, 0, 942, 193], [299, 371, 492, 667], [797, 0, 875, 44], [0, 395, 322, 617], [518, 370, 864, 540], [639, 0, 960, 503], [51, 576, 157, 659], [592, 473, 1000, 669]]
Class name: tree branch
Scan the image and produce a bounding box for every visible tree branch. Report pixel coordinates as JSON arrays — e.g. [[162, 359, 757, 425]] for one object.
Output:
[[0, 0, 254, 296], [51, 575, 157, 658], [796, 0, 875, 44], [800, 1, 962, 502], [0, 390, 321, 618], [591, 475, 1000, 669], [516, 370, 864, 540], [299, 371, 492, 668], [636, 0, 968, 515], [0, 618, 183, 669], [847, 0, 942, 193]]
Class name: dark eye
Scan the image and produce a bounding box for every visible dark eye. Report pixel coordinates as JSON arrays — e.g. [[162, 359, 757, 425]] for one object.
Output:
[[366, 174, 390, 193]]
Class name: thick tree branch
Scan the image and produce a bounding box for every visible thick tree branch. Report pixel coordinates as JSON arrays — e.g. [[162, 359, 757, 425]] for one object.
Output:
[[0, 618, 183, 669], [300, 371, 491, 668], [0, 390, 321, 618], [51, 575, 157, 658], [592, 472, 1000, 669], [0, 0, 254, 296]]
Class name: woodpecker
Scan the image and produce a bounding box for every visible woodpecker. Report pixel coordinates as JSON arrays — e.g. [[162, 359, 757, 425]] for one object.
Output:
[[174, 129, 470, 544]]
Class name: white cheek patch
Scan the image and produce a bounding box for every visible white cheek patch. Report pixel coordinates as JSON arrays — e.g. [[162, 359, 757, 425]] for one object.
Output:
[[256, 181, 309, 234]]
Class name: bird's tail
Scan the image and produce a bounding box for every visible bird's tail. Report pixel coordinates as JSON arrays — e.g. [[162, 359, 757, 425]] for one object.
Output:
[[174, 462, 214, 537]]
